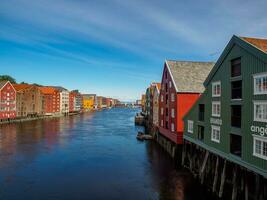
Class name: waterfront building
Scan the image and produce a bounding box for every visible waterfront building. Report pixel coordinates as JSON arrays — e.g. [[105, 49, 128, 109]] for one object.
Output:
[[141, 94, 146, 112], [82, 94, 96, 110], [51, 86, 69, 115], [158, 60, 214, 145], [13, 84, 44, 117], [0, 81, 16, 120], [145, 87, 150, 116], [39, 87, 60, 115], [69, 90, 82, 112], [183, 35, 267, 188], [152, 83, 161, 126]]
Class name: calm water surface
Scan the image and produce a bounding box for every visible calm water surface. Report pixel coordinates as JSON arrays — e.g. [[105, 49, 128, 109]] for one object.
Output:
[[0, 108, 210, 200]]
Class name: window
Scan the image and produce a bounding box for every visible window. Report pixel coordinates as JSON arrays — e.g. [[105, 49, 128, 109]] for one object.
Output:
[[231, 105, 241, 128], [231, 58, 241, 77], [165, 71, 168, 79], [198, 104, 205, 121], [198, 126, 204, 141], [254, 101, 267, 122], [161, 95, 163, 102], [188, 120, 194, 133], [253, 135, 267, 160], [165, 121, 168, 129], [161, 107, 163, 115], [211, 125, 220, 143], [212, 102, 221, 117], [254, 73, 267, 95], [166, 94, 168, 103], [232, 81, 242, 99], [166, 108, 168, 117], [171, 123, 174, 132], [230, 134, 242, 157], [212, 81, 221, 97], [165, 83, 168, 92], [171, 108, 175, 118], [171, 93, 175, 102]]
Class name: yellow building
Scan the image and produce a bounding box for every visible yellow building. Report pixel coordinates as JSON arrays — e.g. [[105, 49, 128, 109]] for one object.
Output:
[[82, 94, 96, 110]]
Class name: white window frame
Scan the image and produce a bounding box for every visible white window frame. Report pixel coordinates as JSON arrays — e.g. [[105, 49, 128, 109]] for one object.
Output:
[[161, 95, 163, 102], [171, 123, 174, 132], [169, 81, 172, 88], [212, 101, 221, 117], [254, 101, 267, 122], [188, 120, 194, 133], [253, 72, 267, 95], [171, 93, 175, 102], [253, 134, 267, 160], [161, 107, 164, 115], [211, 125, 220, 143], [212, 81, 221, 97], [171, 108, 175, 118]]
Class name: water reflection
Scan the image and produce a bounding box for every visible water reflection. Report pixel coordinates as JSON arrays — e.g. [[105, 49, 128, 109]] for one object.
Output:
[[0, 108, 210, 200]]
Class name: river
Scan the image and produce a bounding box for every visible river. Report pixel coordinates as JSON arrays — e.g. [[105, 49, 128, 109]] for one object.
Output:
[[0, 108, 212, 200]]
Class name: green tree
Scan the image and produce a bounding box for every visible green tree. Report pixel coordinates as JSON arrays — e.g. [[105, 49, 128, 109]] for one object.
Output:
[[0, 75, 16, 83]]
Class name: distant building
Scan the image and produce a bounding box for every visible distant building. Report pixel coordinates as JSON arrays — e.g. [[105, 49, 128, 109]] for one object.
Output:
[[51, 86, 69, 114], [39, 87, 60, 115], [141, 94, 146, 112], [136, 100, 141, 105], [13, 84, 44, 117], [69, 90, 82, 112], [152, 83, 161, 126], [0, 81, 16, 120], [82, 94, 96, 110]]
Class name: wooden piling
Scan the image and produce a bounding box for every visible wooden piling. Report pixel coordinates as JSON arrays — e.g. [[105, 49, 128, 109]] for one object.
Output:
[[212, 156, 219, 193], [219, 159, 227, 198]]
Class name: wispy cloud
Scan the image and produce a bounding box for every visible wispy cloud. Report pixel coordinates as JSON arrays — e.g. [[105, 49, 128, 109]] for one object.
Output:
[[0, 0, 267, 100]]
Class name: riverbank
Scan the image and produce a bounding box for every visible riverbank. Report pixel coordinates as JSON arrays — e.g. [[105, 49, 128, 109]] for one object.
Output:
[[0, 110, 91, 125]]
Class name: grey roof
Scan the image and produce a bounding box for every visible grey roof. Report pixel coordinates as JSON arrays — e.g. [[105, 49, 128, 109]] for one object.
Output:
[[49, 86, 68, 91], [166, 60, 214, 93], [0, 80, 8, 89]]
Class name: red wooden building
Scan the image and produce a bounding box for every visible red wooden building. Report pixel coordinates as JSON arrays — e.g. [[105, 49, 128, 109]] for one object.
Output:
[[39, 87, 60, 115], [158, 60, 214, 144], [0, 81, 16, 120]]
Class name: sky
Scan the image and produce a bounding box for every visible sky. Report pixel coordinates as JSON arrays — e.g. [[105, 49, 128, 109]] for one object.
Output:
[[0, 0, 267, 101]]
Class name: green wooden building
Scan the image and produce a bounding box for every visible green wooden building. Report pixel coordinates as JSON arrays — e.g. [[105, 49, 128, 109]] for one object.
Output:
[[183, 35, 267, 198]]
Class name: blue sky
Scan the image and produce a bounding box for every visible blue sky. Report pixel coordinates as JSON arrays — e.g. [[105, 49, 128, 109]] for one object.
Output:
[[0, 0, 267, 101]]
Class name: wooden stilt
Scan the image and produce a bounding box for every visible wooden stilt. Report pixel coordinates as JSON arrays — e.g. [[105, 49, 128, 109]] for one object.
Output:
[[200, 150, 209, 184], [181, 141, 186, 166], [255, 174, 260, 200], [232, 166, 238, 200], [219, 159, 227, 198], [212, 156, 219, 193], [245, 172, 249, 200]]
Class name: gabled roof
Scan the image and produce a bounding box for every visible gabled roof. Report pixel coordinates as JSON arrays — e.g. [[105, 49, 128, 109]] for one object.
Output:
[[13, 84, 32, 91], [240, 37, 267, 53], [204, 35, 267, 86], [166, 60, 214, 93]]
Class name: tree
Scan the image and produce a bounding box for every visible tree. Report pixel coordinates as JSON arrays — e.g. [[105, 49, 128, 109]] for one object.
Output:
[[0, 75, 16, 83]]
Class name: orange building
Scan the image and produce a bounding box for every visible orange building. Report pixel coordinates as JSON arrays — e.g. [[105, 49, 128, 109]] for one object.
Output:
[[39, 87, 60, 115]]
